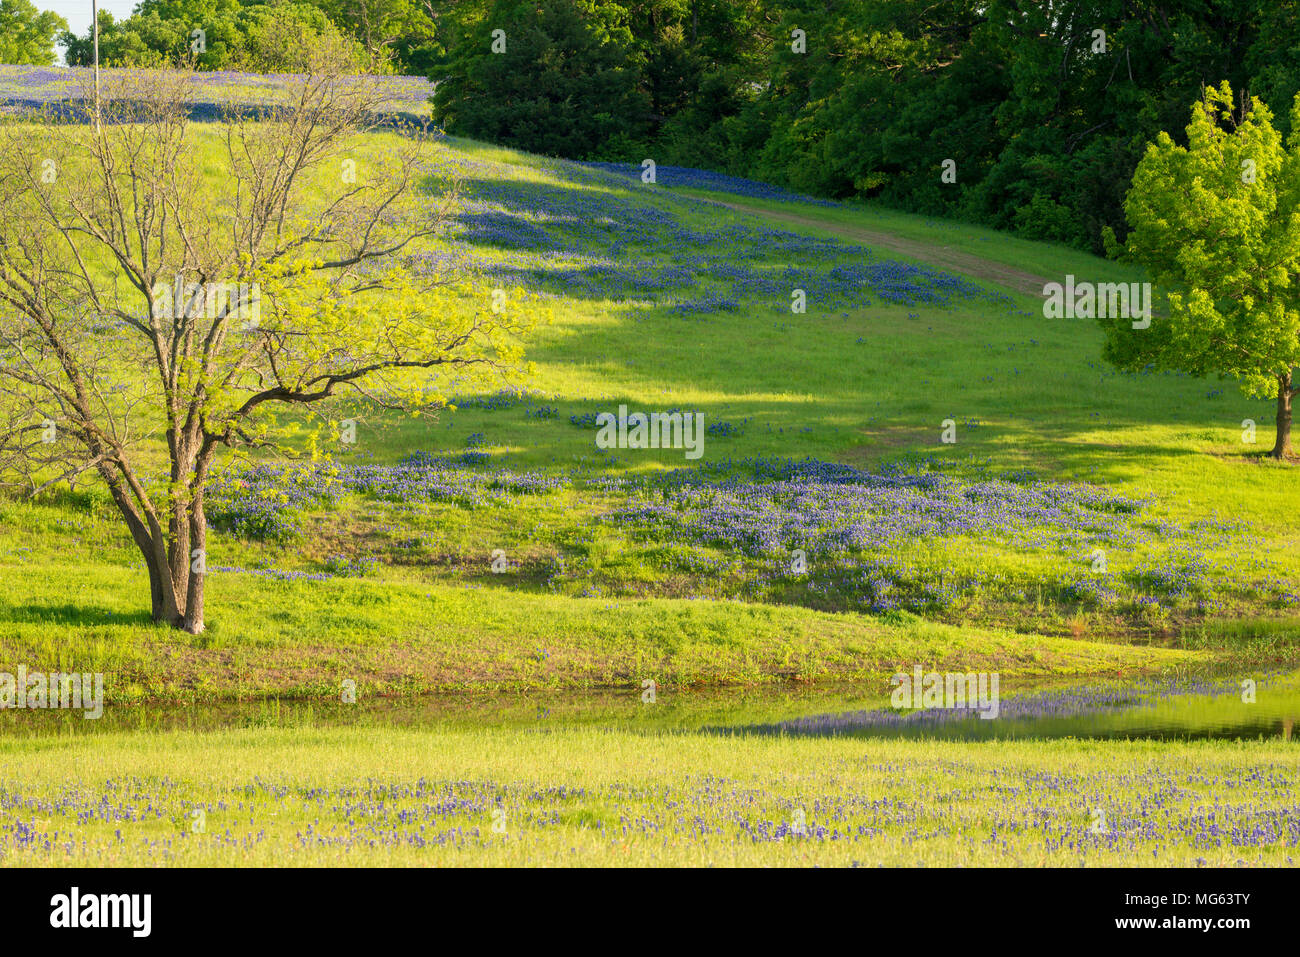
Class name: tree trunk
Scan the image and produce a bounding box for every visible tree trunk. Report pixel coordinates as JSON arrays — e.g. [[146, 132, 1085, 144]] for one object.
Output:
[[133, 513, 206, 631], [143, 548, 183, 626], [1271, 373, 1293, 460], [93, 459, 185, 626], [180, 471, 208, 635], [106, 469, 204, 631], [168, 505, 191, 624]]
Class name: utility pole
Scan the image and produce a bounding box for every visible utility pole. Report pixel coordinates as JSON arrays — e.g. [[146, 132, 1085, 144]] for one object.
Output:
[[92, 0, 100, 134]]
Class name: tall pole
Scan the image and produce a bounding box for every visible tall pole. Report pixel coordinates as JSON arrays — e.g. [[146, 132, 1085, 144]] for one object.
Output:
[[92, 0, 100, 134]]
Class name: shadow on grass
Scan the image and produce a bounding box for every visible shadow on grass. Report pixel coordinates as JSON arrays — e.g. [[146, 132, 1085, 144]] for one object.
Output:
[[0, 602, 153, 628]]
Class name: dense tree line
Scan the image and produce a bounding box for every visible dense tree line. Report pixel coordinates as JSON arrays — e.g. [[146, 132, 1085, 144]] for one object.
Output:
[[37, 0, 1300, 251], [428, 0, 1300, 253], [57, 0, 442, 72], [60, 0, 373, 72]]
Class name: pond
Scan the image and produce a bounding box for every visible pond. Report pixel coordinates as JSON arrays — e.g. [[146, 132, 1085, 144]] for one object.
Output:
[[3, 668, 1297, 743]]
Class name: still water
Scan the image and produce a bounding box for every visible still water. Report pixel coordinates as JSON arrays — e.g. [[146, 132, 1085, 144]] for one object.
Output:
[[3, 668, 1297, 742]]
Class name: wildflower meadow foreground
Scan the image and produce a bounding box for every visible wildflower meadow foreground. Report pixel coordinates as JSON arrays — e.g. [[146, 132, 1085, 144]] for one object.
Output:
[[2, 723, 1295, 867]]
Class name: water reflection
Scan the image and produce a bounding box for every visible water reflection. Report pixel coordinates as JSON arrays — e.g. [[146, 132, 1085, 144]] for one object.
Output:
[[1, 669, 1296, 742], [730, 670, 1300, 741]]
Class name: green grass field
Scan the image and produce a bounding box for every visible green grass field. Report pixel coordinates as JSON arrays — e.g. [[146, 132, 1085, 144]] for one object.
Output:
[[2, 126, 1297, 868], [2, 724, 1294, 866]]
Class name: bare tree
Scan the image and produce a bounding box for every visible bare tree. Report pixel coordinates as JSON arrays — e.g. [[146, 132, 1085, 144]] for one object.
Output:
[[0, 54, 531, 633]]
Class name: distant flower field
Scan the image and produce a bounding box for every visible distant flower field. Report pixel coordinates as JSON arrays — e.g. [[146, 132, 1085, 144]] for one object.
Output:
[[0, 64, 434, 117], [431, 152, 1010, 320], [581, 161, 840, 206]]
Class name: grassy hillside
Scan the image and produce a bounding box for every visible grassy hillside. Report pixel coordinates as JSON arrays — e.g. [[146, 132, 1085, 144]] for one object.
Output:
[[1, 128, 1297, 702]]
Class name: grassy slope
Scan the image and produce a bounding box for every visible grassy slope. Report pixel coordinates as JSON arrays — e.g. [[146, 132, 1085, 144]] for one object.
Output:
[[0, 560, 1197, 703], [0, 132, 1296, 701], [683, 189, 1151, 285]]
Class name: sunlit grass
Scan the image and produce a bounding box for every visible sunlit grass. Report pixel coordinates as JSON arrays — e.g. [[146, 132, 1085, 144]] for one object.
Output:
[[1, 725, 1294, 866]]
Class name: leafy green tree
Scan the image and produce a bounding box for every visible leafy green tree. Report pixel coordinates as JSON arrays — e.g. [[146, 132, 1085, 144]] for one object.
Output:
[[0, 60, 540, 632], [60, 0, 362, 72], [62, 3, 238, 68], [1102, 83, 1300, 459], [0, 0, 68, 64], [612, 0, 1300, 253], [61, 12, 161, 68], [433, 0, 649, 159], [235, 2, 365, 72]]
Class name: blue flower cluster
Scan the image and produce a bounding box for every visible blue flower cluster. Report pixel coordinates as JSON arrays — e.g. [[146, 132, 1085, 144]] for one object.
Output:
[[207, 454, 562, 540], [611, 457, 1145, 559], [604, 457, 1162, 612], [451, 391, 522, 411], [706, 419, 748, 438], [1128, 554, 1214, 599], [207, 464, 349, 542], [322, 555, 380, 578], [212, 565, 333, 583], [442, 159, 1007, 316]]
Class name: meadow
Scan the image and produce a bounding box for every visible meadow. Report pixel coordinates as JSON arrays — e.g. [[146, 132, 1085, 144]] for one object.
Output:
[[3, 663, 1296, 866], [1, 81, 1297, 867], [0, 64, 434, 117], [2, 723, 1295, 866]]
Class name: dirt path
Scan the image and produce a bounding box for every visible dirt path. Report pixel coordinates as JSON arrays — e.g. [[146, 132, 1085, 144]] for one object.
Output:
[[714, 199, 1052, 299]]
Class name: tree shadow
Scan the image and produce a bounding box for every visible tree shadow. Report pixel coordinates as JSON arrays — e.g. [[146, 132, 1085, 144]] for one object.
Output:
[[0, 603, 153, 628]]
